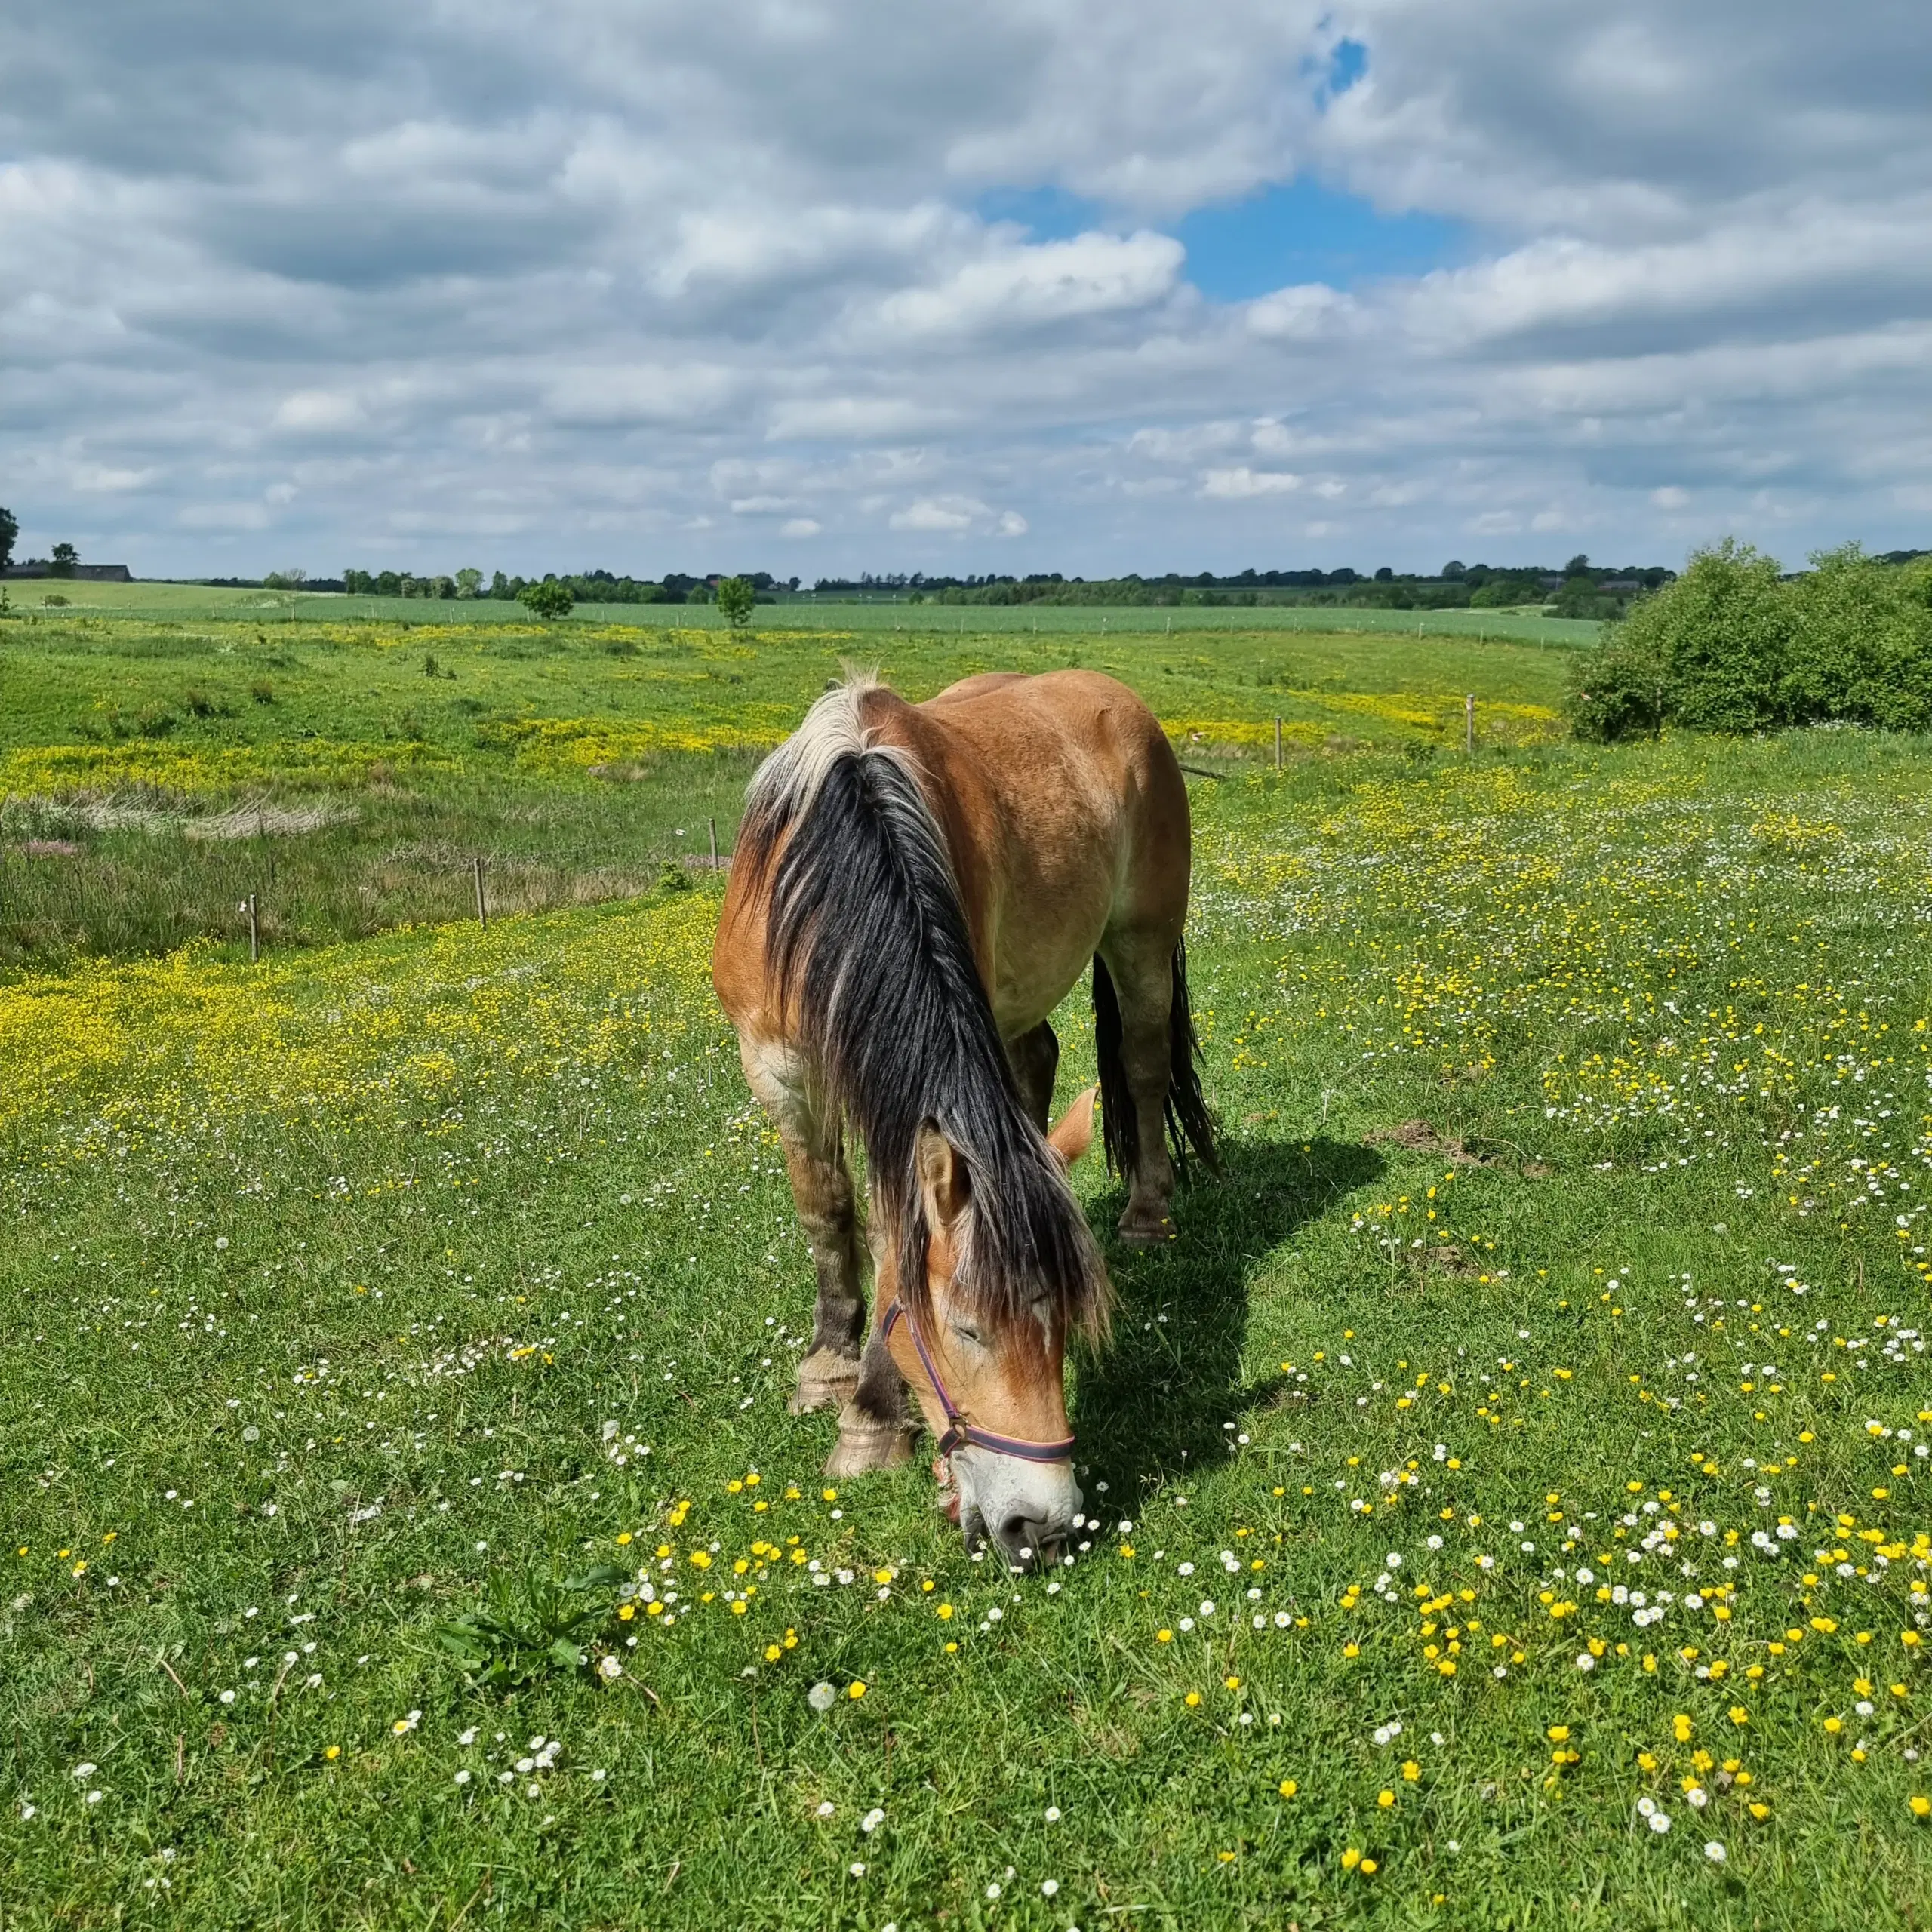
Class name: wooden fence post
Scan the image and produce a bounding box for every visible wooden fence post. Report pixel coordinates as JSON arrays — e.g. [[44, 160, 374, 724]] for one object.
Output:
[[1274, 716, 1283, 771], [708, 817, 719, 871], [1465, 693, 1475, 753], [473, 855, 488, 930], [245, 893, 258, 963]]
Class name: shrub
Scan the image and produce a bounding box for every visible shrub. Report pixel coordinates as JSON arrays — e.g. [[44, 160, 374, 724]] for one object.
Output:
[[1567, 631, 1671, 743], [1782, 546, 1932, 731], [1470, 576, 1538, 608], [1569, 540, 1932, 741], [519, 579, 574, 620], [249, 680, 275, 705], [715, 577, 756, 628], [1624, 540, 1790, 732]]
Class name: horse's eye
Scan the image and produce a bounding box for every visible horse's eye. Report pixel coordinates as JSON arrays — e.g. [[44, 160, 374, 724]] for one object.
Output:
[[952, 1320, 986, 1348]]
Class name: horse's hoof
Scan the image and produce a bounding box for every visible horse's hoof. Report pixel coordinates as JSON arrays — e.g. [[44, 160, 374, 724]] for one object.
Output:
[[789, 1350, 860, 1416], [823, 1421, 918, 1476], [1116, 1214, 1175, 1249]]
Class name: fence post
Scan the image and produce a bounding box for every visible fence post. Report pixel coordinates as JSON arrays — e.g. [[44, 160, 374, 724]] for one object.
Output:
[[708, 817, 719, 871], [1465, 693, 1475, 753], [245, 893, 258, 963], [1274, 715, 1283, 772], [473, 855, 488, 930]]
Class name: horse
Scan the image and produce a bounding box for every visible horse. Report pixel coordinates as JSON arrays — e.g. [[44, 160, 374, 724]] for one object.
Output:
[[711, 669, 1215, 1571]]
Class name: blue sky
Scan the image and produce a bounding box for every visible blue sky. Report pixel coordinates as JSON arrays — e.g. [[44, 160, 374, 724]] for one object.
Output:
[[980, 181, 1466, 303], [2, 0, 1928, 577]]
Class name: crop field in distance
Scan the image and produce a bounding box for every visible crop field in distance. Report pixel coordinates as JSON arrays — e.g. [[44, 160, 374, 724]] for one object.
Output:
[[4, 605, 1932, 1928], [0, 576, 1605, 644]]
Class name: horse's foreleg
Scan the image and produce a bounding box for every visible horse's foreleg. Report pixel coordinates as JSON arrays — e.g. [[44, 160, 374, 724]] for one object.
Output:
[[1007, 1020, 1060, 1134], [740, 1038, 865, 1416], [1100, 935, 1179, 1247], [826, 1303, 921, 1475]]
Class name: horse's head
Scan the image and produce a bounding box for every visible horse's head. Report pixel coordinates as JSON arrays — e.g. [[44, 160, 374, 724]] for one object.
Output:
[[881, 1088, 1103, 1573]]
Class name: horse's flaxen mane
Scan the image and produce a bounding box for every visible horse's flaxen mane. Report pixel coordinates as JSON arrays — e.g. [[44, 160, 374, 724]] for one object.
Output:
[[737, 676, 1109, 1342]]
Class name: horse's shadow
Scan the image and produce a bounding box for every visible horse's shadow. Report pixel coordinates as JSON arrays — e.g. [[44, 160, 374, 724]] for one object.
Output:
[[1072, 1135, 1383, 1493]]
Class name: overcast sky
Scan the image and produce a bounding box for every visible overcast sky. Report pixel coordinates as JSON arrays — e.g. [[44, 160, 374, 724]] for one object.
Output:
[[4, 1, 1929, 579]]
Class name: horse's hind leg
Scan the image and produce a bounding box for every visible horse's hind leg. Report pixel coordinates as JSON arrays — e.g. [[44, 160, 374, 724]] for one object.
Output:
[[1096, 932, 1179, 1247], [739, 1038, 865, 1415], [1008, 1020, 1060, 1134]]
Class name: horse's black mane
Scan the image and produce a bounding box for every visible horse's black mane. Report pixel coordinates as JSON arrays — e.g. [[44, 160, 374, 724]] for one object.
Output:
[[736, 681, 1108, 1340]]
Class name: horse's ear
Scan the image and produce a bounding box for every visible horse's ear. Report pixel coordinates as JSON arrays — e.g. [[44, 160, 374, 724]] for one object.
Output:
[[1047, 1086, 1099, 1171], [915, 1121, 971, 1232]]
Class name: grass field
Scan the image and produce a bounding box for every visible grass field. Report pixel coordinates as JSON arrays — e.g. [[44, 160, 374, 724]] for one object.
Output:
[[0, 579, 1604, 645], [5, 610, 1932, 1929], [0, 612, 1567, 973]]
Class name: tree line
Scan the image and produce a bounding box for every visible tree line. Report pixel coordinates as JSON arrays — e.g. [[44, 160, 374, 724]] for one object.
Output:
[[329, 568, 797, 605], [814, 558, 1676, 618]]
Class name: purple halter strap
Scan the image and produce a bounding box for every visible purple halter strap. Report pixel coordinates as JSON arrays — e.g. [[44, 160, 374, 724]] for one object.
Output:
[[880, 1299, 1075, 1465]]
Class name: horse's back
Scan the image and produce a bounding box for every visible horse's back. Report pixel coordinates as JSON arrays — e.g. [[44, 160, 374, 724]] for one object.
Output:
[[910, 671, 1191, 1029]]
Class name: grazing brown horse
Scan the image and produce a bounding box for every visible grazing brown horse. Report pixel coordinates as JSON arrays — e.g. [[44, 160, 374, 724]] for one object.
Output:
[[712, 670, 1214, 1570]]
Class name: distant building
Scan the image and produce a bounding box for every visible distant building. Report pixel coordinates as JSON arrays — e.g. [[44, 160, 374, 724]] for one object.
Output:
[[2, 562, 134, 582]]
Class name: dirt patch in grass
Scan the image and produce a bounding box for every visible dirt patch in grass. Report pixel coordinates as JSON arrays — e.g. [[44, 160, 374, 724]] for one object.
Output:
[[1367, 1117, 1552, 1177]]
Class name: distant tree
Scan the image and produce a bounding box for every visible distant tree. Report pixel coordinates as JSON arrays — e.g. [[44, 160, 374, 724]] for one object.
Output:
[[0, 506, 17, 571], [377, 570, 401, 596], [1373, 565, 1394, 583], [519, 577, 574, 619], [432, 575, 457, 599], [455, 567, 483, 599], [1564, 552, 1592, 577], [49, 541, 78, 578], [715, 576, 756, 628], [1441, 560, 1466, 580]]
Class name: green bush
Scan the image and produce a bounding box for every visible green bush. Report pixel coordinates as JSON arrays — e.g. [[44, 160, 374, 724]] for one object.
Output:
[[518, 578, 574, 620], [715, 576, 756, 628], [1783, 546, 1932, 731], [1470, 576, 1540, 608], [1566, 631, 1670, 743], [1568, 540, 1932, 740]]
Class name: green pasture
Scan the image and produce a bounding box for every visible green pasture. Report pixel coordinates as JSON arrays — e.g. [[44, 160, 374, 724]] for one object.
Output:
[[4, 617, 1932, 1928], [0, 612, 1567, 974], [0, 578, 1602, 645]]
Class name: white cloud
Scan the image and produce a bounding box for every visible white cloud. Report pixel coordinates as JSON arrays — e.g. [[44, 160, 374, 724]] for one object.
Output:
[[70, 463, 157, 493], [272, 391, 367, 433], [546, 365, 739, 426], [871, 232, 1183, 338], [1200, 467, 1303, 498], [1246, 283, 1354, 341], [765, 397, 952, 441], [890, 497, 982, 532], [2, 0, 1929, 574]]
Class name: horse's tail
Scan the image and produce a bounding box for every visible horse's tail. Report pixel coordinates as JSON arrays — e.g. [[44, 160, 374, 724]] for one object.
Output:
[[1093, 937, 1219, 1183]]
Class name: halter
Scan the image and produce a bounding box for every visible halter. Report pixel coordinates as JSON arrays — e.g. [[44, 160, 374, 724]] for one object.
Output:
[[880, 1299, 1075, 1465]]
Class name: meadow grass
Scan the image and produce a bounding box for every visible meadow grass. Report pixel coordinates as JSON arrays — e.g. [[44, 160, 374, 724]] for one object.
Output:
[[4, 623, 1932, 1928], [0, 580, 1604, 646], [2, 614, 1565, 972]]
